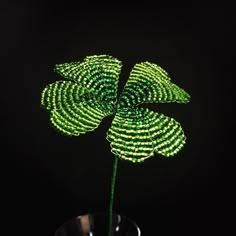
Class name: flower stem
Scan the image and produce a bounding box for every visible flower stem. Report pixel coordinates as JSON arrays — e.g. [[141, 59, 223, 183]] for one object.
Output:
[[108, 155, 118, 236]]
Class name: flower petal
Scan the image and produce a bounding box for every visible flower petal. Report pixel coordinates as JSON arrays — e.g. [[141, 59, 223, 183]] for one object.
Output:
[[41, 80, 112, 136], [107, 107, 186, 162], [118, 62, 190, 108], [54, 55, 122, 104]]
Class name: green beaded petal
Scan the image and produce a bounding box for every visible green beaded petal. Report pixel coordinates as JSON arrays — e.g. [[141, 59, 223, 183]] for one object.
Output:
[[107, 107, 186, 162], [41, 80, 112, 136], [41, 55, 190, 161], [118, 62, 190, 108], [54, 55, 122, 104]]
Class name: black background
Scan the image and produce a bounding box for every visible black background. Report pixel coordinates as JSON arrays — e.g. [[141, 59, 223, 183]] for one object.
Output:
[[4, 4, 234, 236]]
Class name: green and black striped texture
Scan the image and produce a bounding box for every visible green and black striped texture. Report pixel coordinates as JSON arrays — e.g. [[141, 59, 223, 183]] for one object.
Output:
[[41, 55, 190, 162]]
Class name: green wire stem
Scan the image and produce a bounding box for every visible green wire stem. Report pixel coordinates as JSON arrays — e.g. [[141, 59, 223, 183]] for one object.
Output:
[[108, 156, 118, 236]]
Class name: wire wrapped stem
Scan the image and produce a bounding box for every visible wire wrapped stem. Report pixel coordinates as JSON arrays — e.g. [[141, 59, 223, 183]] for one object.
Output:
[[108, 156, 118, 236]]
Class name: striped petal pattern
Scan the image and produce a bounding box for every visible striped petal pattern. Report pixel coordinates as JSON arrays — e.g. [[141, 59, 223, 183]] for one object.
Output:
[[41, 55, 190, 161], [107, 107, 186, 162], [41, 80, 112, 136], [54, 55, 122, 104], [118, 62, 190, 108]]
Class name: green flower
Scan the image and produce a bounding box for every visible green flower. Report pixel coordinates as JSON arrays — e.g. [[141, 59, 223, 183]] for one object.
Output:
[[41, 55, 190, 162]]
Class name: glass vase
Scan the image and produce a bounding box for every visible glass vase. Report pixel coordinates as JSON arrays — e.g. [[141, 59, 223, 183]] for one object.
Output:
[[54, 212, 141, 236]]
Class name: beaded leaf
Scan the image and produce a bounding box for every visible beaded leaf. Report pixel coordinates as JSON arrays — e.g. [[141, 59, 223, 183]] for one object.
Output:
[[41, 81, 111, 136], [54, 55, 122, 104], [107, 108, 186, 162], [117, 62, 190, 108], [41, 55, 190, 162]]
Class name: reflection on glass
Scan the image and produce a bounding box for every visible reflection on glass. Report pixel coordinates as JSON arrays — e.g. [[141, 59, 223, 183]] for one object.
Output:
[[80, 215, 91, 235], [54, 213, 140, 236]]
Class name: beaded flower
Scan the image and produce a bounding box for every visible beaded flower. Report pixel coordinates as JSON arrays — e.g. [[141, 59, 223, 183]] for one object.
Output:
[[41, 55, 190, 162]]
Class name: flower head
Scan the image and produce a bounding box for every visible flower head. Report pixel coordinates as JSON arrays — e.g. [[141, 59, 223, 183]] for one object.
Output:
[[41, 55, 190, 162]]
